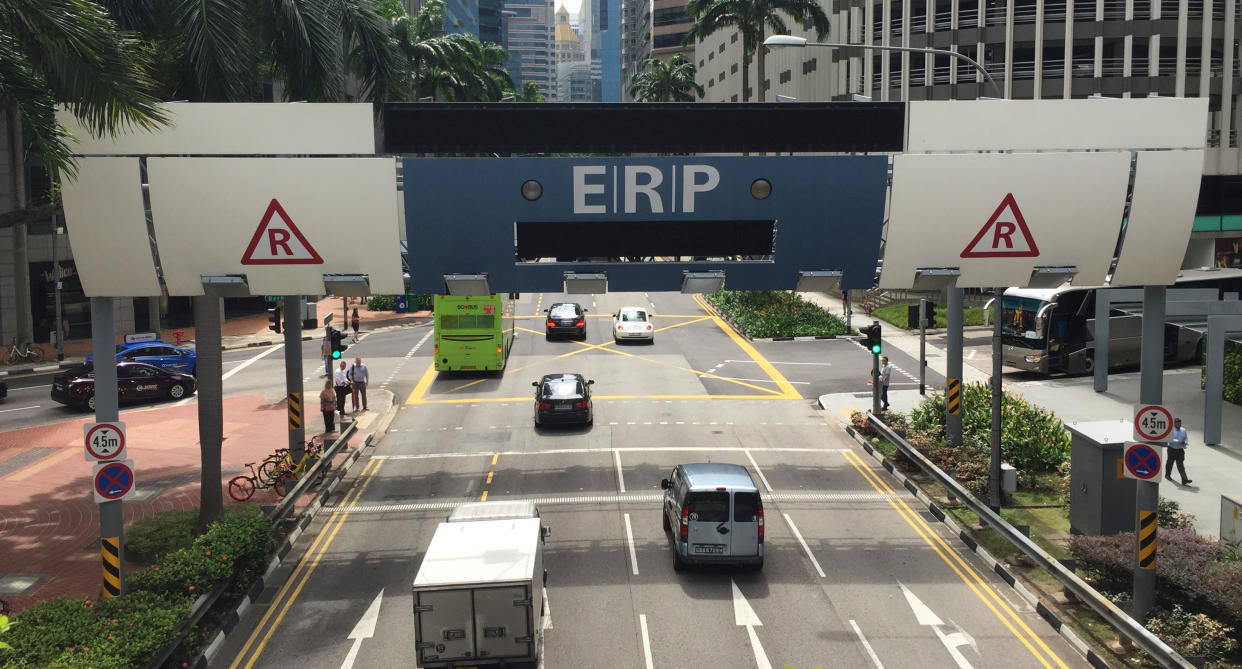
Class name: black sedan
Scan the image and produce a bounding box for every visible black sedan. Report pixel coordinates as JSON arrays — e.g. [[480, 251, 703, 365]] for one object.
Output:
[[545, 303, 588, 340], [51, 361, 197, 411], [533, 374, 594, 426]]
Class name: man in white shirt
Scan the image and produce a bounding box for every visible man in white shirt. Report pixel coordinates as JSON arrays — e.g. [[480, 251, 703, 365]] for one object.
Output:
[[333, 360, 352, 418], [348, 357, 370, 412], [879, 356, 893, 411]]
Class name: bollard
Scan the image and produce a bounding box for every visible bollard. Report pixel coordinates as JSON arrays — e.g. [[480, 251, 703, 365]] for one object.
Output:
[[173, 329, 185, 346]]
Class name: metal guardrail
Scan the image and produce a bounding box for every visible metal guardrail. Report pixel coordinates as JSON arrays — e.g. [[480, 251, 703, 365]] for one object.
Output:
[[141, 423, 359, 668], [864, 412, 1194, 668], [268, 420, 358, 523]]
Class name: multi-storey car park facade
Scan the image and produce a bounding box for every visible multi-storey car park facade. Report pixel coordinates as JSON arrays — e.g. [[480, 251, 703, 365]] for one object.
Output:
[[696, 0, 1242, 268]]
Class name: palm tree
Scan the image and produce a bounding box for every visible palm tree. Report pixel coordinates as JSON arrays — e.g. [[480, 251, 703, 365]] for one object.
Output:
[[629, 55, 704, 102], [684, 0, 829, 101], [393, 0, 512, 101], [0, 0, 166, 370], [513, 81, 545, 102]]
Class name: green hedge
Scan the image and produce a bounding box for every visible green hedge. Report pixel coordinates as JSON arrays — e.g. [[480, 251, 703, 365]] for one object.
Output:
[[871, 302, 987, 329], [367, 294, 434, 312], [705, 291, 848, 339], [908, 382, 1070, 473], [4, 506, 272, 668], [125, 509, 198, 565]]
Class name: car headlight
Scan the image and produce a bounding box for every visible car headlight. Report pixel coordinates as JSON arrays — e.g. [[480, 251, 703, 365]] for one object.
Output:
[[1024, 354, 1044, 363]]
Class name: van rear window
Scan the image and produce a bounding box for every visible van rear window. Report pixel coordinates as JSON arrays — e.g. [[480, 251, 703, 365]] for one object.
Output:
[[734, 492, 760, 522], [686, 492, 729, 522]]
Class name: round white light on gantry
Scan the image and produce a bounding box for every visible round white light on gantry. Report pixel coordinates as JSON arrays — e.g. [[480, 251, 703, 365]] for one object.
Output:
[[521, 180, 543, 201]]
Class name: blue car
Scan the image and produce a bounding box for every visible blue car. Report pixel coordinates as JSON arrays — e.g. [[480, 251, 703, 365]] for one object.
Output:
[[86, 341, 197, 376]]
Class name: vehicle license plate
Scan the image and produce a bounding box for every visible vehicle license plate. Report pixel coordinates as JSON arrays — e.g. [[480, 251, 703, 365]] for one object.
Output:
[[555, 404, 572, 411], [693, 544, 725, 554]]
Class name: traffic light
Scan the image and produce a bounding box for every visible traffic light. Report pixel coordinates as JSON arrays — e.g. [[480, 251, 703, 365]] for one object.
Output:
[[860, 323, 882, 355], [267, 306, 282, 334], [330, 328, 348, 359], [922, 301, 937, 327]]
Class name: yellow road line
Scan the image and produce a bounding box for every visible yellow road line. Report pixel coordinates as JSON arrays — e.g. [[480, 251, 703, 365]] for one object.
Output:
[[481, 490, 489, 501], [405, 361, 438, 404], [491, 453, 499, 465], [6, 447, 77, 482], [229, 459, 382, 669], [693, 293, 801, 399], [486, 471, 494, 484], [841, 449, 1069, 669]]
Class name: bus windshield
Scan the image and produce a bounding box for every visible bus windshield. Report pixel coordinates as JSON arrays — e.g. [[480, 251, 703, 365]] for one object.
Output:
[[1001, 296, 1049, 348]]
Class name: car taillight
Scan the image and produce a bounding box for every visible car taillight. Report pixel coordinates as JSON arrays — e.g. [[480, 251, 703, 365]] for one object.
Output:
[[537, 401, 551, 409], [574, 400, 589, 409], [617, 325, 624, 331], [679, 505, 689, 540], [646, 324, 653, 330], [575, 320, 585, 327], [757, 504, 765, 543], [496, 346, 502, 355], [547, 320, 556, 328]]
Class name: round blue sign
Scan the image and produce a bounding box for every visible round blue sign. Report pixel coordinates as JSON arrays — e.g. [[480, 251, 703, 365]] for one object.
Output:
[[1125, 443, 1161, 480], [95, 462, 134, 499]]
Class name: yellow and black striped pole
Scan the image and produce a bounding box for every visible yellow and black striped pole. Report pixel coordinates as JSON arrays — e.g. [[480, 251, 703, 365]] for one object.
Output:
[[1137, 509, 1157, 570], [946, 378, 962, 416], [102, 536, 122, 598], [288, 391, 303, 430]]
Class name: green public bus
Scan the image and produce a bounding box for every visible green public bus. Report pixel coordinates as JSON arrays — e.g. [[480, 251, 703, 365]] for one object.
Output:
[[433, 294, 516, 371]]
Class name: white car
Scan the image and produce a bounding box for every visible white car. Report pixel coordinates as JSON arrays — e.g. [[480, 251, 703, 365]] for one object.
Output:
[[612, 307, 654, 344]]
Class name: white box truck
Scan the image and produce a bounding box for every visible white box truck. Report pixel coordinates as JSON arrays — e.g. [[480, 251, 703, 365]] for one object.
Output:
[[412, 516, 545, 668]]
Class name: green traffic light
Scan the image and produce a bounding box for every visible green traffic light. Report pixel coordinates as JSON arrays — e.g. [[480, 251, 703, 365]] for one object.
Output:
[[871, 343, 882, 354], [332, 350, 341, 359]]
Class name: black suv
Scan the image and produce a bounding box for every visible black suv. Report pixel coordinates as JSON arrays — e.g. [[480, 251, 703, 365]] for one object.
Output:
[[545, 303, 587, 340]]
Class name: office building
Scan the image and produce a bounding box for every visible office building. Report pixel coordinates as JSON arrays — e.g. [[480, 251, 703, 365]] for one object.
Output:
[[506, 0, 558, 99]]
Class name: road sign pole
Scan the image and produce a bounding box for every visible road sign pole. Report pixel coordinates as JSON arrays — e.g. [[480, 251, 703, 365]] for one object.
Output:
[[91, 297, 124, 598], [990, 286, 1003, 513], [946, 282, 963, 446], [919, 298, 927, 395], [284, 295, 306, 462], [1132, 285, 1166, 620]]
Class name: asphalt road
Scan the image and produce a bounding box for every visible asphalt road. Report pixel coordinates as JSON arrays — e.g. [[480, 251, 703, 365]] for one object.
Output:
[[210, 292, 1086, 669]]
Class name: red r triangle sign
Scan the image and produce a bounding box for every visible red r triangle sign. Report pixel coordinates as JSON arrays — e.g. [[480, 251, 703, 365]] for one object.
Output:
[[960, 193, 1040, 258], [240, 199, 324, 265]]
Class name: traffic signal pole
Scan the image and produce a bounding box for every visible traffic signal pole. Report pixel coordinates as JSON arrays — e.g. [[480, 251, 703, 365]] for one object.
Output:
[[91, 297, 123, 598], [283, 296, 305, 463], [946, 283, 964, 446], [990, 286, 1004, 513], [1133, 285, 1165, 620]]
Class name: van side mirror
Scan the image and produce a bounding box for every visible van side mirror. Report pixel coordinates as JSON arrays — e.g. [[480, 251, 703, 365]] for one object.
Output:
[[543, 569, 548, 587], [532, 381, 539, 387], [661, 478, 670, 489], [541, 525, 551, 541], [586, 379, 595, 385]]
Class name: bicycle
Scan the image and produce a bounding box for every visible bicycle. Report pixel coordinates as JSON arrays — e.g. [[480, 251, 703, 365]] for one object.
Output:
[[7, 338, 44, 364], [270, 444, 330, 497], [227, 461, 281, 502]]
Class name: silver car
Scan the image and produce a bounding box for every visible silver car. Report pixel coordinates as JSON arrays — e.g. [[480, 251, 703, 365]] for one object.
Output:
[[661, 463, 764, 571]]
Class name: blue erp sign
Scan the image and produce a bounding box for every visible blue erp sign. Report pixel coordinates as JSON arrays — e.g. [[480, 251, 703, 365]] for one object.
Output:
[[403, 156, 888, 294]]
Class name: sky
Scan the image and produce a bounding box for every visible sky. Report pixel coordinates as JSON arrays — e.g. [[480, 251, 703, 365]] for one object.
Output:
[[561, 0, 581, 14]]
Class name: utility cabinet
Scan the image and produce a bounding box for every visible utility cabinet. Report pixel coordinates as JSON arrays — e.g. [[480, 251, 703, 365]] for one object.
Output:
[[1068, 420, 1137, 536]]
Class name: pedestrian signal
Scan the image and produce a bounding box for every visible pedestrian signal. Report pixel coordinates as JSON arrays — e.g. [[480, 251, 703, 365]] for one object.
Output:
[[330, 328, 348, 359]]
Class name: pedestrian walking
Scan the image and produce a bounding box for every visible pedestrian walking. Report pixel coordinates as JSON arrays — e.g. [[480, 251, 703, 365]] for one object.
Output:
[[333, 360, 352, 419], [1165, 417, 1192, 485], [351, 308, 361, 343], [321, 335, 332, 377], [348, 356, 370, 412], [319, 379, 337, 433], [879, 355, 892, 411]]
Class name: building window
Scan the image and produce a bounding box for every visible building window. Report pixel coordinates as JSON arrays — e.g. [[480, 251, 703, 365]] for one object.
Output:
[[731, 94, 738, 101], [779, 69, 791, 83], [731, 32, 738, 43], [731, 63, 738, 73], [653, 32, 685, 48], [708, 51, 714, 60], [719, 43, 726, 53], [802, 57, 817, 74]]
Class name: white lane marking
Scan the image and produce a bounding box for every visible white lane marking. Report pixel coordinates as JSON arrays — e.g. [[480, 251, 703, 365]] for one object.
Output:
[[374, 447, 852, 460], [744, 449, 773, 493], [614, 449, 626, 493], [968, 350, 977, 360], [849, 620, 885, 669], [639, 614, 654, 669], [624, 513, 639, 576], [542, 586, 553, 630], [383, 328, 434, 388], [783, 513, 825, 578], [723, 359, 833, 366], [900, 583, 977, 669], [8, 383, 50, 391], [222, 344, 284, 382], [0, 405, 40, 413], [341, 589, 384, 669], [706, 376, 810, 385], [732, 581, 772, 669]]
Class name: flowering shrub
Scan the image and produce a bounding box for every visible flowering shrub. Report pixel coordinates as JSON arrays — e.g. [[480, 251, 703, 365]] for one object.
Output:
[[705, 291, 848, 339], [1147, 604, 1238, 662]]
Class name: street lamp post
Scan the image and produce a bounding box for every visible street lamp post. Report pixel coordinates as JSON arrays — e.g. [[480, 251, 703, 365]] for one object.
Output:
[[761, 35, 1002, 98]]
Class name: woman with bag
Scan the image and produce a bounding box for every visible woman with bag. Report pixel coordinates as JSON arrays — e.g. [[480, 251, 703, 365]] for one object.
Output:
[[319, 379, 337, 433]]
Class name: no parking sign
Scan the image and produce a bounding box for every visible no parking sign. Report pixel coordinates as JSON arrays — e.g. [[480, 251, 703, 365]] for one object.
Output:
[[1123, 442, 1163, 481]]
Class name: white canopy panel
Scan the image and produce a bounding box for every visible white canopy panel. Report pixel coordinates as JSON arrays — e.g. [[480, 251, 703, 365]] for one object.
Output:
[[60, 157, 161, 297], [1109, 150, 1206, 287], [147, 157, 404, 296], [880, 152, 1131, 289]]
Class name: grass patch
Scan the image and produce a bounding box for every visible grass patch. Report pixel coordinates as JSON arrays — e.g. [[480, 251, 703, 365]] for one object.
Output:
[[126, 509, 199, 565], [871, 303, 988, 330]]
